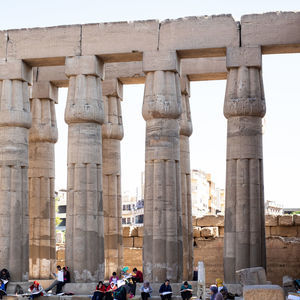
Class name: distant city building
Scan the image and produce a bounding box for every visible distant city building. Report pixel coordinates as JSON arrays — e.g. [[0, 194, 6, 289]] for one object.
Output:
[[122, 191, 144, 226], [56, 190, 67, 243], [265, 200, 283, 215], [282, 207, 300, 215], [191, 169, 224, 217]]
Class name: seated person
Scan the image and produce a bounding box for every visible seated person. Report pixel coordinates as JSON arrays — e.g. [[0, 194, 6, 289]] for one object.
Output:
[[105, 282, 116, 300], [215, 278, 224, 292], [159, 279, 172, 300], [140, 281, 152, 300], [109, 272, 119, 284], [92, 281, 106, 300], [0, 269, 10, 291], [28, 281, 44, 299], [210, 285, 223, 300], [44, 265, 64, 294], [63, 267, 71, 283], [0, 279, 6, 299], [132, 268, 143, 283], [180, 281, 192, 300]]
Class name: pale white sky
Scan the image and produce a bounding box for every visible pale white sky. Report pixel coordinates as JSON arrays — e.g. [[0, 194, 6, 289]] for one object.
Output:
[[0, 0, 299, 208]]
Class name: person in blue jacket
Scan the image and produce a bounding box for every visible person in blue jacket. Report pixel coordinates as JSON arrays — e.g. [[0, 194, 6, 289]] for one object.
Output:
[[159, 279, 172, 300]]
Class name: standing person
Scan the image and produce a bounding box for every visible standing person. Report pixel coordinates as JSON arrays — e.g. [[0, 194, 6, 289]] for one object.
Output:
[[0, 269, 10, 291], [140, 282, 152, 300], [63, 267, 71, 283], [159, 279, 172, 300], [44, 265, 64, 294], [180, 281, 192, 300], [109, 272, 119, 285], [92, 281, 106, 300], [28, 281, 44, 299]]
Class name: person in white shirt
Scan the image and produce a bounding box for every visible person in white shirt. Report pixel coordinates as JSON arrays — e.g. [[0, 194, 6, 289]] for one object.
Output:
[[44, 265, 65, 294]]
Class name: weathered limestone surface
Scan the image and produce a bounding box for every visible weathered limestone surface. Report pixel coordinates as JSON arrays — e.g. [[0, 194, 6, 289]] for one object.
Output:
[[179, 76, 193, 280], [6, 26, 82, 66], [241, 12, 300, 54], [65, 56, 105, 282], [102, 79, 124, 279], [0, 60, 32, 281], [223, 47, 266, 283], [29, 81, 58, 279], [243, 285, 285, 300], [142, 51, 183, 282], [236, 267, 269, 285], [82, 20, 159, 61], [159, 15, 239, 56]]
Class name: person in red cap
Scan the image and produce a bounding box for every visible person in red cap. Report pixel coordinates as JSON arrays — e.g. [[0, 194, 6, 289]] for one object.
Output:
[[28, 281, 44, 299]]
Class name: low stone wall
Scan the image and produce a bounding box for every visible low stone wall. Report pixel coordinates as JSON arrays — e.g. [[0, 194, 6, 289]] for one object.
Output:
[[56, 215, 300, 285]]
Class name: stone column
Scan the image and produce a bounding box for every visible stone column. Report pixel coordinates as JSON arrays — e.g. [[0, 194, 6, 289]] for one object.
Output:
[[65, 56, 105, 282], [142, 51, 183, 282], [29, 81, 58, 279], [223, 47, 266, 283], [102, 79, 124, 278], [0, 60, 32, 281], [179, 76, 193, 280]]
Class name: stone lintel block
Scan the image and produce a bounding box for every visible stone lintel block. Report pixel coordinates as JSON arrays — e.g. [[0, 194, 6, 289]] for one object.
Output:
[[196, 215, 224, 227], [159, 15, 239, 52], [226, 46, 262, 69], [265, 215, 278, 226], [65, 56, 104, 78], [294, 214, 300, 225], [243, 285, 285, 300], [137, 226, 144, 237], [123, 237, 134, 248], [180, 75, 190, 96], [0, 60, 32, 83], [33, 66, 68, 88], [241, 12, 300, 54], [142, 50, 180, 73], [278, 215, 294, 226], [133, 237, 143, 248], [30, 81, 58, 102], [102, 78, 123, 99]]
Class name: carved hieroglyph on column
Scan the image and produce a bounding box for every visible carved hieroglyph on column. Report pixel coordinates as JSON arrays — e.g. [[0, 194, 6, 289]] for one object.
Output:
[[0, 60, 32, 281], [102, 79, 124, 278], [65, 56, 105, 282], [29, 80, 58, 279], [142, 51, 183, 282], [223, 47, 266, 283], [179, 76, 193, 280]]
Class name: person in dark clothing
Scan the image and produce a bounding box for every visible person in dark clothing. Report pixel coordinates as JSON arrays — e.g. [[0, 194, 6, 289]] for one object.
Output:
[[159, 279, 172, 300], [180, 281, 192, 300], [63, 267, 71, 283], [92, 281, 106, 300], [105, 282, 116, 300], [0, 269, 10, 291], [113, 281, 127, 300]]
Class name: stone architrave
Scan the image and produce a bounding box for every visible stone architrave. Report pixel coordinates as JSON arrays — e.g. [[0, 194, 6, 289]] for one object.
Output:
[[0, 60, 32, 281], [223, 47, 266, 283], [102, 79, 124, 278], [179, 76, 193, 280], [142, 51, 183, 282], [65, 56, 105, 282], [28, 81, 58, 279]]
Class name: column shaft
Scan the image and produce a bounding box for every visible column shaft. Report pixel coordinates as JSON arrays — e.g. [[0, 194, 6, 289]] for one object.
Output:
[[65, 56, 105, 282], [0, 60, 32, 280], [143, 70, 183, 282], [102, 79, 124, 278], [179, 77, 193, 280], [223, 65, 266, 283], [28, 81, 58, 279]]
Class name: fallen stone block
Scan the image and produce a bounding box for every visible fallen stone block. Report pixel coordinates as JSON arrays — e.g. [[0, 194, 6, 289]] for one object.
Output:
[[265, 215, 278, 226], [200, 227, 218, 238], [279, 215, 294, 226], [196, 215, 224, 227], [236, 267, 269, 285], [243, 285, 285, 300]]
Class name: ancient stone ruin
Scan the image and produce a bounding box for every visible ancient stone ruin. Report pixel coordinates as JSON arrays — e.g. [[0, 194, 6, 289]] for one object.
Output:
[[0, 11, 299, 284]]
